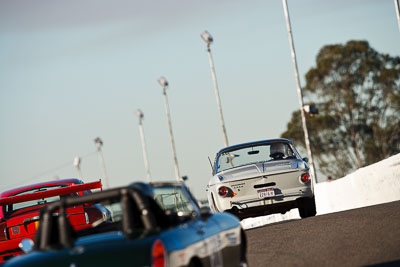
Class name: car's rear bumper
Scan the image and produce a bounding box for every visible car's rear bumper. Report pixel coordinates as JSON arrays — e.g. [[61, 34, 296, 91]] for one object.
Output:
[[226, 195, 313, 219], [0, 234, 34, 263], [218, 187, 313, 219]]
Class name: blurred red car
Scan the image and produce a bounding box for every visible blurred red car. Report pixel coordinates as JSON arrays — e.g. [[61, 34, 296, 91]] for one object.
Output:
[[0, 178, 108, 263]]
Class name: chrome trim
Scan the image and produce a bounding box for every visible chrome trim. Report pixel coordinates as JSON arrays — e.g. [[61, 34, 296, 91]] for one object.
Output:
[[23, 216, 40, 223], [84, 212, 89, 224]]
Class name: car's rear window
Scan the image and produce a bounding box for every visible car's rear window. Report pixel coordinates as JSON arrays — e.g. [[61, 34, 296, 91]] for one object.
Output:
[[5, 185, 78, 215], [216, 142, 297, 173]]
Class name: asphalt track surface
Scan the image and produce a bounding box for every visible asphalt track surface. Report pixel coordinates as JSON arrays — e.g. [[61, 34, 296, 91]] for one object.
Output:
[[244, 201, 400, 267]]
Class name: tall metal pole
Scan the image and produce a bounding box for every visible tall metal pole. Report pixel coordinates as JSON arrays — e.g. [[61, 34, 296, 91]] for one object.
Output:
[[136, 109, 151, 182], [94, 137, 110, 188], [395, 0, 400, 32], [158, 77, 182, 182], [73, 156, 83, 180], [201, 31, 229, 147], [282, 0, 317, 183]]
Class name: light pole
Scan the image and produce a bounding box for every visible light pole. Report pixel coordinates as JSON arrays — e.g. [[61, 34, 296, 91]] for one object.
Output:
[[73, 156, 83, 180], [201, 30, 229, 147], [395, 0, 400, 32], [136, 109, 151, 182], [94, 137, 110, 188], [157, 77, 182, 182], [282, 0, 317, 183]]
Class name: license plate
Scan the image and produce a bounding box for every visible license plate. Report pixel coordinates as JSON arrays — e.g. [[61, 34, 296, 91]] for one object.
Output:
[[257, 188, 275, 199]]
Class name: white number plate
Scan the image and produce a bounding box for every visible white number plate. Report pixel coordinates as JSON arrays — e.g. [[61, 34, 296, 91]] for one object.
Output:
[[257, 188, 275, 199]]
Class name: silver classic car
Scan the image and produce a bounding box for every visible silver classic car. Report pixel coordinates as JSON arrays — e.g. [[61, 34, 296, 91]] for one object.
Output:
[[207, 138, 316, 219]]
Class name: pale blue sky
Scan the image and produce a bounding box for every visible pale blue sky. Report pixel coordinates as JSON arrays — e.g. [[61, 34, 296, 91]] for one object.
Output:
[[1, 0, 399, 199]]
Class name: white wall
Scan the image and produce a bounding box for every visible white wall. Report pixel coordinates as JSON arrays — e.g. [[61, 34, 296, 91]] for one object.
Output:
[[315, 153, 400, 214], [241, 153, 400, 229]]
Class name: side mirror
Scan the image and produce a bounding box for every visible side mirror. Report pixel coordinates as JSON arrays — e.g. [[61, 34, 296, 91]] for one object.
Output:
[[200, 206, 212, 220], [303, 157, 309, 163], [19, 238, 34, 253]]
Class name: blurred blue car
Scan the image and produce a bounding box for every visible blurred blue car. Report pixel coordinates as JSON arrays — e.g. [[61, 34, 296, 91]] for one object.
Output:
[[4, 182, 247, 267]]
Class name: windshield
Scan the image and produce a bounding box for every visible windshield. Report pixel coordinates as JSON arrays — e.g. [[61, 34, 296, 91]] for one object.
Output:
[[215, 142, 298, 173], [153, 186, 195, 216]]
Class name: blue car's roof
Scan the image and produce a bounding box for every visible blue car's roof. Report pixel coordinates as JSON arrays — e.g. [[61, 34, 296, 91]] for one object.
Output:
[[216, 138, 293, 154]]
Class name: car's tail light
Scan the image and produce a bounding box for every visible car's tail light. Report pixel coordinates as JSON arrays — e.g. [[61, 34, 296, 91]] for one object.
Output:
[[218, 186, 228, 196], [152, 239, 166, 267], [84, 206, 103, 224], [218, 186, 237, 198], [301, 173, 311, 183], [0, 222, 8, 241]]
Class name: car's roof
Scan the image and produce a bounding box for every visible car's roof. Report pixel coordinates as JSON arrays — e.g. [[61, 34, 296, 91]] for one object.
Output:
[[130, 181, 183, 188], [149, 181, 184, 187], [0, 178, 84, 198], [216, 138, 293, 154]]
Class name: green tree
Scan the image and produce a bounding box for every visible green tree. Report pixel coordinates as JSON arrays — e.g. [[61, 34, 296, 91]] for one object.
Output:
[[281, 40, 400, 178]]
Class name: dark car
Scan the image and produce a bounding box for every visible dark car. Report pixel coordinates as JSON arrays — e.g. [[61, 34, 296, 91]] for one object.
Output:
[[0, 178, 106, 263], [4, 182, 247, 267]]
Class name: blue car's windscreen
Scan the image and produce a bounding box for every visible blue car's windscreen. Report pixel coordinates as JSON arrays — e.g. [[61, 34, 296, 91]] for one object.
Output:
[[153, 186, 195, 216]]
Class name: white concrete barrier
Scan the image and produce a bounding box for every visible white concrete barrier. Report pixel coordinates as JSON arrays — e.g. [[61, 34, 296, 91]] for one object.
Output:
[[315, 153, 400, 214], [242, 153, 400, 229]]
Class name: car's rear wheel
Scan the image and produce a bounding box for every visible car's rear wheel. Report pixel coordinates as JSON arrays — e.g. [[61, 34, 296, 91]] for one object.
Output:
[[298, 196, 316, 218], [188, 257, 202, 267]]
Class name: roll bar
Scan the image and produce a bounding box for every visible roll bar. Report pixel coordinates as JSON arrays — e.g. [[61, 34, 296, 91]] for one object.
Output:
[[36, 186, 157, 251]]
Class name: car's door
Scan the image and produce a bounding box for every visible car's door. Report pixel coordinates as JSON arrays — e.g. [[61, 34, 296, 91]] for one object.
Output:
[[207, 212, 243, 266], [177, 186, 227, 267], [197, 213, 224, 267]]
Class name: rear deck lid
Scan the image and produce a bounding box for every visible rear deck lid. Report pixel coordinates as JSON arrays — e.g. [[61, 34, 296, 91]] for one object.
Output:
[[217, 159, 304, 182]]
